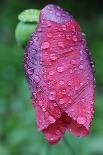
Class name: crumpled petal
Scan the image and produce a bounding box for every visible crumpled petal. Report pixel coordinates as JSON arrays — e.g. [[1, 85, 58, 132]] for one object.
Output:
[[24, 4, 95, 144]]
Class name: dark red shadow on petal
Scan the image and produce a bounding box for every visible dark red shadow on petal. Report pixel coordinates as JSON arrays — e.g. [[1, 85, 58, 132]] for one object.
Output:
[[64, 114, 89, 137], [43, 113, 66, 144], [43, 113, 88, 144]]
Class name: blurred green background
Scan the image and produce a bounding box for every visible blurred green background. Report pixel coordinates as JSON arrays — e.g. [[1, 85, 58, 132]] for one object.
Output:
[[0, 0, 103, 155]]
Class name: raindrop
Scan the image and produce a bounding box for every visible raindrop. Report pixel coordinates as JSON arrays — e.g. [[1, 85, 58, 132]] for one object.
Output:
[[47, 33, 52, 38], [56, 12, 61, 16], [41, 42, 50, 49], [62, 25, 66, 30], [59, 80, 65, 85], [66, 34, 71, 40], [71, 59, 76, 65], [49, 91, 56, 101], [74, 86, 78, 91], [77, 116, 86, 124], [73, 35, 77, 42], [68, 99, 72, 104], [59, 98, 65, 105], [57, 66, 64, 73], [62, 89, 66, 95], [79, 65, 84, 70], [38, 28, 42, 32], [68, 81, 72, 85], [80, 82, 83, 86], [27, 69, 33, 75], [69, 69, 73, 73], [49, 70, 55, 76], [42, 107, 46, 112], [50, 53, 57, 61], [33, 75, 40, 83], [48, 116, 55, 123], [47, 21, 52, 27], [58, 42, 65, 48]]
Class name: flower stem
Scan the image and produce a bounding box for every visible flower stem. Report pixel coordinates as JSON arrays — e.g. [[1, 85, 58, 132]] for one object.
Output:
[[63, 136, 76, 155]]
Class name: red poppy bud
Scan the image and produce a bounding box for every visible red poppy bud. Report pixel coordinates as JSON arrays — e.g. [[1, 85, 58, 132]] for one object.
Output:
[[24, 4, 95, 144]]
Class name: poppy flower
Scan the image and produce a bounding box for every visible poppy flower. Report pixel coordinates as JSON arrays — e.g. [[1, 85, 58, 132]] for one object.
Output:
[[24, 4, 95, 144]]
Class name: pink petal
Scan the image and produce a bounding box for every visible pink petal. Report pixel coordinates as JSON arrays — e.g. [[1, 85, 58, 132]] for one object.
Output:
[[24, 4, 95, 144]]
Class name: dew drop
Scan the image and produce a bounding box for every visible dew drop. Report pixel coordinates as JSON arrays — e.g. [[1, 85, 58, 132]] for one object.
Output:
[[56, 12, 61, 16], [80, 57, 83, 61], [46, 21, 52, 27], [77, 116, 86, 124], [59, 80, 65, 85], [74, 86, 78, 91], [81, 98, 85, 102], [59, 98, 65, 105], [50, 53, 57, 61], [80, 82, 83, 86], [47, 33, 52, 38], [57, 66, 64, 73], [38, 28, 42, 32], [62, 25, 66, 30], [48, 116, 55, 123], [49, 91, 56, 101], [33, 75, 40, 83], [66, 34, 71, 40], [68, 81, 72, 85], [42, 107, 46, 112], [68, 99, 72, 104], [69, 69, 73, 73], [49, 70, 55, 76], [73, 35, 78, 42], [27, 69, 33, 75], [41, 42, 50, 49], [58, 42, 65, 48], [79, 65, 84, 70], [38, 101, 42, 106], [71, 59, 76, 65]]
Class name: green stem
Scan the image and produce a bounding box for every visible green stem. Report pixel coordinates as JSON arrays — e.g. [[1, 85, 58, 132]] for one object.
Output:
[[63, 136, 76, 155]]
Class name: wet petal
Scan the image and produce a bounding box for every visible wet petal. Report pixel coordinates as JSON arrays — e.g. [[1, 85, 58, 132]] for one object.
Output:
[[24, 4, 95, 144]]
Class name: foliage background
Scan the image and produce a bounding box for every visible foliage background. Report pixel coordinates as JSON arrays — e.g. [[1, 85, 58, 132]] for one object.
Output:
[[0, 0, 103, 155]]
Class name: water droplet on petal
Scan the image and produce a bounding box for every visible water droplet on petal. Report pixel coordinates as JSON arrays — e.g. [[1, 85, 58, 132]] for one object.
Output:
[[42, 107, 46, 112], [59, 98, 65, 105], [47, 21, 52, 27], [71, 59, 76, 65], [62, 25, 66, 30], [27, 69, 33, 75], [49, 70, 55, 76], [80, 82, 83, 86], [47, 33, 52, 38], [77, 116, 86, 124], [58, 42, 65, 48], [79, 65, 84, 69], [68, 81, 72, 85], [68, 99, 72, 104], [41, 42, 50, 49], [56, 12, 61, 16], [73, 35, 78, 42], [69, 69, 73, 73], [59, 80, 65, 85], [49, 91, 56, 101], [50, 53, 57, 61], [66, 34, 71, 40], [57, 66, 64, 73], [38, 28, 42, 32], [48, 116, 55, 123], [34, 75, 40, 83]]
